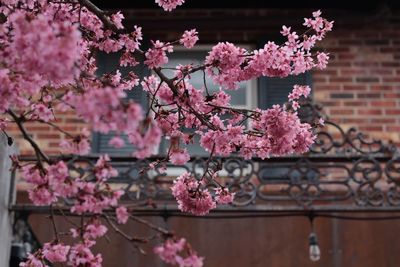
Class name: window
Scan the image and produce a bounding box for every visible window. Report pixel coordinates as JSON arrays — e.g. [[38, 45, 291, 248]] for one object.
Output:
[[258, 73, 312, 109], [157, 45, 257, 156], [91, 52, 149, 155], [92, 45, 312, 158]]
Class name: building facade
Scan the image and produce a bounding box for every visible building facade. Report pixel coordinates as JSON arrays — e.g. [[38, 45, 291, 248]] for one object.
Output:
[[9, 1, 400, 266]]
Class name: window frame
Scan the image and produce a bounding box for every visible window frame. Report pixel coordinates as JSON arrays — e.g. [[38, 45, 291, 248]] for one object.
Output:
[[154, 44, 257, 156]]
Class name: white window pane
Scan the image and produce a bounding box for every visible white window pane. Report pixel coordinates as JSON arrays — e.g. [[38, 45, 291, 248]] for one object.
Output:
[[164, 51, 247, 107]]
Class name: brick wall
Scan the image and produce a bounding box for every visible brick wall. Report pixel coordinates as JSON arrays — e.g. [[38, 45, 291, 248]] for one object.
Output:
[[314, 21, 400, 143], [6, 110, 87, 155], [6, 7, 400, 155]]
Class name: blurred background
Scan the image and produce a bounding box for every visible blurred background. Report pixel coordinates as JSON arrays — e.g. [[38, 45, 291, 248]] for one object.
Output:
[[8, 0, 400, 266]]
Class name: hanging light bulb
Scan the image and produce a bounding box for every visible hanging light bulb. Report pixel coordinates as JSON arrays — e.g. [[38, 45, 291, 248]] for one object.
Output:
[[309, 232, 321, 262]]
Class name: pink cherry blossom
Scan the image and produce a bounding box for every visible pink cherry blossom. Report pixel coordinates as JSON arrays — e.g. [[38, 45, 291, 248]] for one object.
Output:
[[145, 40, 173, 68], [21, 165, 47, 185], [111, 11, 124, 29], [109, 136, 125, 148], [180, 29, 199, 49], [0, 117, 7, 130], [291, 101, 300, 111], [68, 242, 103, 267], [171, 172, 217, 215], [289, 85, 311, 101], [154, 238, 204, 267], [43, 242, 70, 263], [5, 3, 334, 266], [155, 0, 185, 11], [28, 187, 57, 206], [120, 26, 142, 53], [154, 238, 186, 264], [3, 10, 82, 85], [19, 253, 47, 267], [176, 253, 204, 267], [59, 128, 91, 155], [94, 154, 118, 181], [214, 188, 235, 205], [84, 221, 108, 240], [170, 149, 190, 165], [30, 104, 54, 122], [316, 52, 329, 69], [116, 206, 129, 224]]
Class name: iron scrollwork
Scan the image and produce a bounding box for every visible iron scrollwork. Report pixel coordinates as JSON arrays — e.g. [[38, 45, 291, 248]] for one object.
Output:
[[13, 100, 400, 211]]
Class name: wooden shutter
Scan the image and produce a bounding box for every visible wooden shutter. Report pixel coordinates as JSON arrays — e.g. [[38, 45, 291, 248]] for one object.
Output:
[[91, 51, 149, 155]]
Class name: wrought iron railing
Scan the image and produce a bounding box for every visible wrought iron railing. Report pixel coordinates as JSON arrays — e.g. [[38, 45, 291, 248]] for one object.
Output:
[[11, 101, 400, 214]]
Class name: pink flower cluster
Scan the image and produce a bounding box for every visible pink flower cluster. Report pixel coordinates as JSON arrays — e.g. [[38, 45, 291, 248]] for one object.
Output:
[[65, 85, 142, 134], [94, 155, 118, 180], [171, 172, 216, 215], [3, 10, 82, 85], [0, 8, 82, 113], [252, 105, 315, 156], [288, 85, 311, 110], [170, 149, 191, 165], [20, 236, 102, 267], [154, 238, 204, 267], [68, 241, 103, 267], [197, 104, 316, 159], [205, 11, 333, 89], [43, 242, 70, 263], [155, 0, 185, 11], [180, 29, 199, 49], [22, 161, 69, 205], [171, 172, 234, 215], [128, 121, 163, 158], [289, 85, 311, 101], [21, 156, 123, 216], [29, 104, 54, 122], [142, 71, 316, 162], [19, 253, 46, 267], [84, 220, 108, 240], [1, 1, 334, 265], [0, 117, 8, 130], [145, 40, 174, 68], [59, 128, 91, 155], [205, 42, 246, 89], [116, 206, 129, 224]]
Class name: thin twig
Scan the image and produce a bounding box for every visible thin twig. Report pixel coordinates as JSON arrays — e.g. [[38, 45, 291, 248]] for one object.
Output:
[[130, 215, 172, 236], [50, 205, 60, 242], [103, 215, 148, 244]]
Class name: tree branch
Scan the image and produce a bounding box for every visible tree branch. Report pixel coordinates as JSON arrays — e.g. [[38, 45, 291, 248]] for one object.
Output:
[[77, 0, 119, 32], [8, 110, 50, 164]]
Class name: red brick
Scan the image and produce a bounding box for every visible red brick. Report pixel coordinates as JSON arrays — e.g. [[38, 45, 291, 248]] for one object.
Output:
[[343, 85, 367, 91], [358, 93, 381, 98], [359, 126, 383, 131], [329, 77, 353, 83], [387, 126, 400, 132], [371, 118, 396, 123], [315, 85, 339, 91], [383, 77, 400, 82], [371, 85, 395, 91], [385, 109, 400, 115], [330, 109, 355, 115], [37, 134, 60, 139], [343, 101, 366, 107], [358, 109, 383, 115], [371, 101, 397, 107]]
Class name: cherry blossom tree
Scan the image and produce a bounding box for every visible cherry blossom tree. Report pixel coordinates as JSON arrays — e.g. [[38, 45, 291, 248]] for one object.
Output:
[[0, 0, 333, 266]]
